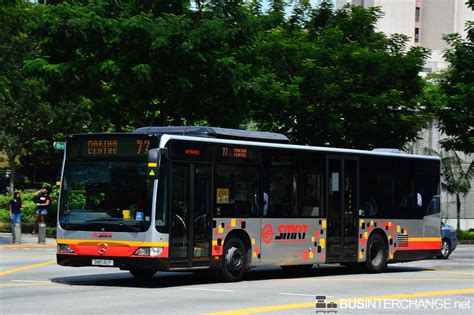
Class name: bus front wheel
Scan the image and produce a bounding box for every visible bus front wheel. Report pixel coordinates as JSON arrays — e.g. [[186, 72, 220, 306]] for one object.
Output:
[[129, 269, 157, 279], [365, 234, 387, 273], [221, 238, 246, 282]]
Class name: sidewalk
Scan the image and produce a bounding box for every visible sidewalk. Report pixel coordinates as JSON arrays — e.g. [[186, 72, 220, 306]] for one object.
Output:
[[0, 232, 56, 248]]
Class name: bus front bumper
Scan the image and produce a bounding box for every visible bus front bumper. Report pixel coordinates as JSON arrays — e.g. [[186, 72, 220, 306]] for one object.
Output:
[[57, 254, 168, 271]]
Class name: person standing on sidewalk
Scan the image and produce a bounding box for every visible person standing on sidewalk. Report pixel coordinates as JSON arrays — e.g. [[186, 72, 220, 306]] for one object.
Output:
[[8, 192, 25, 233], [31, 188, 50, 234]]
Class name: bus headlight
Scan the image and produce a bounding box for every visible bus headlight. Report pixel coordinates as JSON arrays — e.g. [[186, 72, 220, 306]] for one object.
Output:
[[133, 247, 163, 257], [57, 244, 75, 253]]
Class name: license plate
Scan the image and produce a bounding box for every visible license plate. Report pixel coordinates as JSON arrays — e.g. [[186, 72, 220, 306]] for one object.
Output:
[[92, 259, 114, 266]]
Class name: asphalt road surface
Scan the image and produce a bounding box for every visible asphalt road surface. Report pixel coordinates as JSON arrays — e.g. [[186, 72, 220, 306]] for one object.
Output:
[[1, 244, 473, 315]]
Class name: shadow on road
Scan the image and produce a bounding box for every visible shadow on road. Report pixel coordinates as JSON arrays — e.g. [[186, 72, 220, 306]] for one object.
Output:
[[50, 264, 434, 289]]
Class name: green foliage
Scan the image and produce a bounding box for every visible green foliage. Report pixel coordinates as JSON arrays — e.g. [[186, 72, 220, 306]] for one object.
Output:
[[0, 1, 89, 192], [439, 18, 474, 154], [1, 0, 446, 180], [456, 229, 474, 240], [46, 226, 56, 238], [0, 192, 38, 223], [247, 2, 429, 149]]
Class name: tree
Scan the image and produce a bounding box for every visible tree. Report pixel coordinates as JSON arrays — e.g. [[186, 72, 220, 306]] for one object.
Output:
[[0, 1, 52, 193], [0, 1, 90, 192], [33, 0, 253, 131], [247, 2, 430, 149], [438, 1, 474, 154]]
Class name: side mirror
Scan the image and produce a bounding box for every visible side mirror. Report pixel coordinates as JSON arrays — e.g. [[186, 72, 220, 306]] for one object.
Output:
[[147, 148, 168, 179]]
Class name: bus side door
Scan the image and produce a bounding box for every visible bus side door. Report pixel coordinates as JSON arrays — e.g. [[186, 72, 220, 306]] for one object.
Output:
[[326, 157, 359, 262]]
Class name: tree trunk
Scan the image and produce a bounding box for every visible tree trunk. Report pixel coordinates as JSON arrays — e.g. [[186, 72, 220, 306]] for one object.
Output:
[[456, 193, 461, 231], [7, 153, 16, 195]]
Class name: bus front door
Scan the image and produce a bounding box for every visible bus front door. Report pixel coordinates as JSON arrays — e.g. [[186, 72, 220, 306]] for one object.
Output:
[[326, 157, 359, 262], [169, 163, 212, 268]]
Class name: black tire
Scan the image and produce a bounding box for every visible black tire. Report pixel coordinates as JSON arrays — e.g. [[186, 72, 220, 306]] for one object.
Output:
[[438, 238, 452, 259], [221, 238, 247, 282], [365, 233, 387, 273], [281, 265, 313, 274], [129, 269, 157, 279]]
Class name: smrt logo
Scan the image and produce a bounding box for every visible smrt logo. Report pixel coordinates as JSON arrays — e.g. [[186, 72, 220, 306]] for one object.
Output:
[[92, 232, 113, 239], [275, 224, 308, 242], [262, 224, 274, 244]]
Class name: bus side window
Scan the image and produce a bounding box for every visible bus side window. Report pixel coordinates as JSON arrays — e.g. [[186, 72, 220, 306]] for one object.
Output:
[[214, 165, 259, 218], [264, 168, 296, 217], [299, 172, 322, 217], [415, 159, 440, 218]]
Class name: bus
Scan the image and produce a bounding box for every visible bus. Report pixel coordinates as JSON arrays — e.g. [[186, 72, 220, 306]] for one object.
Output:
[[56, 126, 441, 281]]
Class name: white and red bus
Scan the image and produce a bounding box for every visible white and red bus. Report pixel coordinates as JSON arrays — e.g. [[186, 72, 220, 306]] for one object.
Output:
[[57, 126, 441, 281]]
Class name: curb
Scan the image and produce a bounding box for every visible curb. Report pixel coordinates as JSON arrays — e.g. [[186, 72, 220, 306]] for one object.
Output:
[[0, 244, 56, 249]]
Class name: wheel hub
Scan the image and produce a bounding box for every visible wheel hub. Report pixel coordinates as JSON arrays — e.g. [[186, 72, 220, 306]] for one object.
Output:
[[226, 247, 243, 272]]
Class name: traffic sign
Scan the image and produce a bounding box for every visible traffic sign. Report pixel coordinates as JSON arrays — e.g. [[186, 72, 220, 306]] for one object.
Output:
[[53, 142, 65, 150]]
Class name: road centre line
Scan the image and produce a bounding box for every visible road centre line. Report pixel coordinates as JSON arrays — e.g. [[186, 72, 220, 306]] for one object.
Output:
[[0, 282, 56, 287], [0, 260, 56, 276], [0, 255, 55, 259], [206, 288, 474, 315], [422, 270, 474, 275], [0, 244, 56, 249], [183, 288, 235, 292]]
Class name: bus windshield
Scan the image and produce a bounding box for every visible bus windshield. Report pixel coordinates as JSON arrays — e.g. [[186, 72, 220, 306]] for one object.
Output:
[[59, 161, 153, 232]]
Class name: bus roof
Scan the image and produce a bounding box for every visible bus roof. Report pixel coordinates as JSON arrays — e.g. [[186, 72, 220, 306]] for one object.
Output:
[[134, 126, 290, 143], [160, 134, 440, 161]]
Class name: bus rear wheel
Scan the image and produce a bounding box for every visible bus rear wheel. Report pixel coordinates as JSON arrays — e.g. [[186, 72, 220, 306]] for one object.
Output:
[[365, 234, 387, 273], [221, 238, 246, 282], [129, 269, 157, 279]]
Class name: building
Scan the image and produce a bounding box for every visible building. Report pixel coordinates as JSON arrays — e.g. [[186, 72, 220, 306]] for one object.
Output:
[[336, 0, 474, 73]]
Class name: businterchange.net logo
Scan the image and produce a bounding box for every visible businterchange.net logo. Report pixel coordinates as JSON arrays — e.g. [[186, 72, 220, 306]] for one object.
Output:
[[314, 295, 472, 313]]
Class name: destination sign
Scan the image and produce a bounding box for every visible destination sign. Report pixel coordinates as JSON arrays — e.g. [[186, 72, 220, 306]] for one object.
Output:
[[67, 135, 155, 159], [222, 147, 248, 159]]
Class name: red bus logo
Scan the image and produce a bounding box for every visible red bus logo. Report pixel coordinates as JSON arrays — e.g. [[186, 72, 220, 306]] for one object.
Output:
[[262, 224, 274, 244], [275, 224, 308, 242]]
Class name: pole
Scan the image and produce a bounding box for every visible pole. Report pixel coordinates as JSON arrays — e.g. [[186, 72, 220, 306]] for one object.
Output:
[[38, 222, 46, 244], [12, 223, 21, 244]]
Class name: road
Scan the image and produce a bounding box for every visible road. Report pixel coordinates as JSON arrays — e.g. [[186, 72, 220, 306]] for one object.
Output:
[[0, 244, 473, 314]]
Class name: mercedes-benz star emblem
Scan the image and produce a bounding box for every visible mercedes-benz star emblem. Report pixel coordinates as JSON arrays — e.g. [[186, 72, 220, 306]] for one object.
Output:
[[97, 243, 108, 255]]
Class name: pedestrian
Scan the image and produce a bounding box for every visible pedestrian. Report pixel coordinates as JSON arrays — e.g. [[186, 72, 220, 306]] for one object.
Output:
[[8, 192, 25, 233], [31, 188, 51, 234]]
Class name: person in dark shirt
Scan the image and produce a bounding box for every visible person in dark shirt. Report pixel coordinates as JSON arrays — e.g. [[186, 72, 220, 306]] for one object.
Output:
[[9, 192, 25, 232], [31, 188, 51, 234]]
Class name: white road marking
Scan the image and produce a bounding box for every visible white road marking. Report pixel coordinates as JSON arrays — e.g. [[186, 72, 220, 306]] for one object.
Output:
[[279, 293, 315, 297], [183, 288, 235, 292], [11, 280, 51, 283]]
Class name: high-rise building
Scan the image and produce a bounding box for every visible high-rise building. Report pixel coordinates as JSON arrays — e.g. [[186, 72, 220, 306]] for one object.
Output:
[[336, 0, 474, 72], [337, 0, 474, 230]]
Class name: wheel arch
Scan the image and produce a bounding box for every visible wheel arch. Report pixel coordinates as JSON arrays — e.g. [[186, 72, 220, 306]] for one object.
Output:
[[224, 229, 252, 270], [368, 228, 389, 253]]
